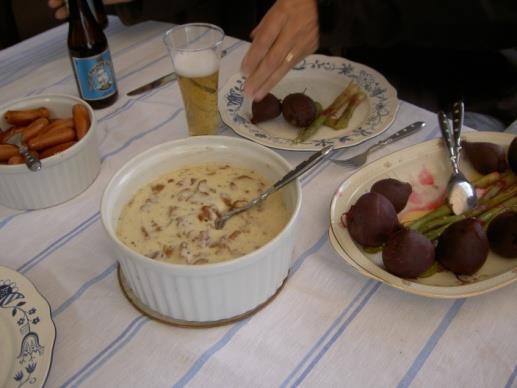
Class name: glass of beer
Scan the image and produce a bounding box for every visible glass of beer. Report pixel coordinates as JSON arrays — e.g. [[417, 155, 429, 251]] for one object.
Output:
[[163, 23, 225, 136]]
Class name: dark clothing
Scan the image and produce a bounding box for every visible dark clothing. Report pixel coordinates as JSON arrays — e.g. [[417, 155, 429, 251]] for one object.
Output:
[[0, 0, 19, 49], [110, 0, 272, 43], [111, 0, 517, 123], [317, 0, 517, 123]]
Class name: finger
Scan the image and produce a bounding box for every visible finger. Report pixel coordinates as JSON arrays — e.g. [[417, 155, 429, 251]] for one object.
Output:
[[253, 52, 299, 101], [243, 21, 301, 99], [253, 30, 319, 100], [55, 6, 69, 20], [240, 10, 286, 77], [48, 0, 64, 8]]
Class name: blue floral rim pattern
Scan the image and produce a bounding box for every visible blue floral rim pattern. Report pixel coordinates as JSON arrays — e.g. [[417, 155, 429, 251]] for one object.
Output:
[[0, 267, 55, 388], [220, 54, 399, 151]]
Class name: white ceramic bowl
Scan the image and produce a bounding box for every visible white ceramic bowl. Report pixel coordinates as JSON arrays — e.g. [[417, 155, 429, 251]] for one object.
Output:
[[0, 94, 100, 209], [101, 136, 302, 324]]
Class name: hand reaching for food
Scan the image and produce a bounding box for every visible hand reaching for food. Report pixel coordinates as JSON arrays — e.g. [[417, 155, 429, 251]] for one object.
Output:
[[240, 0, 319, 101]]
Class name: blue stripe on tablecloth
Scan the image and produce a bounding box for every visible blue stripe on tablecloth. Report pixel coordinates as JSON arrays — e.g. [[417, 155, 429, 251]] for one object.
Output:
[[17, 212, 100, 274], [16, 106, 183, 274], [505, 364, 517, 388], [290, 282, 381, 387], [12, 40, 245, 274], [171, 229, 330, 387], [0, 211, 29, 230], [59, 315, 149, 388], [100, 107, 183, 162], [280, 279, 375, 388], [172, 318, 251, 388], [52, 262, 117, 318], [60, 226, 329, 386], [0, 21, 165, 90], [289, 232, 328, 274], [0, 21, 133, 89], [398, 298, 466, 388], [0, 17, 127, 72]]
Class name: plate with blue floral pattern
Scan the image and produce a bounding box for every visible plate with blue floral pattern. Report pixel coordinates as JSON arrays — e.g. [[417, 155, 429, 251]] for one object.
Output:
[[0, 266, 55, 388], [219, 54, 399, 151]]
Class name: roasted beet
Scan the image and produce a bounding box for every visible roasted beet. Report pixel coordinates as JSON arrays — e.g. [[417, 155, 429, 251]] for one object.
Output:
[[487, 211, 517, 258], [382, 229, 435, 278], [509, 137, 517, 174], [344, 192, 399, 248], [281, 93, 317, 127], [436, 218, 489, 275], [463, 141, 507, 175], [251, 93, 282, 124], [371, 178, 412, 213]]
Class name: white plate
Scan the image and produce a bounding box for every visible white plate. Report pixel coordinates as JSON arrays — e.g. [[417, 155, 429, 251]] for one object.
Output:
[[219, 54, 399, 151], [330, 131, 517, 298], [0, 266, 55, 387], [328, 227, 380, 281]]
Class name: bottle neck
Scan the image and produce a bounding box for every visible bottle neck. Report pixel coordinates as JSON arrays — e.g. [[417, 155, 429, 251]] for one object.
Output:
[[68, 0, 97, 25]]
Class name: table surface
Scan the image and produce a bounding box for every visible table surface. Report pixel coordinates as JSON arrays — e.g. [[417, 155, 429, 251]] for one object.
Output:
[[1, 18, 516, 388]]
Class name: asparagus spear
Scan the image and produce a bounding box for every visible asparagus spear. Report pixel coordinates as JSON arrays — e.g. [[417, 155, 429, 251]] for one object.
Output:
[[294, 82, 360, 143], [325, 92, 367, 130], [418, 182, 517, 233], [409, 172, 516, 231], [293, 115, 327, 143]]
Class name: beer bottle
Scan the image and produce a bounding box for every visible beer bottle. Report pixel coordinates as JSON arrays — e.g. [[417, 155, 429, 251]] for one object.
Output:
[[68, 0, 118, 109], [87, 0, 108, 29]]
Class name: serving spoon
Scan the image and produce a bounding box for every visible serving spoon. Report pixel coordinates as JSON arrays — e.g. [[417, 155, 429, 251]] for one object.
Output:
[[438, 108, 477, 215], [214, 144, 334, 229], [5, 131, 41, 171]]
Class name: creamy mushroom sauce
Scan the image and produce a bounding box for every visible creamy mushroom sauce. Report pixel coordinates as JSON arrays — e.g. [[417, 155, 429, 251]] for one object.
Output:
[[116, 163, 289, 265]]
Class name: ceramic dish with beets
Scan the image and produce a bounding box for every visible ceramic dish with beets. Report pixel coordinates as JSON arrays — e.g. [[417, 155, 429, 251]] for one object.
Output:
[[330, 131, 517, 298]]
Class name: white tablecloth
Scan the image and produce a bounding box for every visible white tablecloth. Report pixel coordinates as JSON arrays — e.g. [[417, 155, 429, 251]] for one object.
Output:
[[1, 18, 516, 388]]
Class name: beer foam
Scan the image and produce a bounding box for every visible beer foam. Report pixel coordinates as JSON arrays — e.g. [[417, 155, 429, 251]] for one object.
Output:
[[173, 50, 219, 78]]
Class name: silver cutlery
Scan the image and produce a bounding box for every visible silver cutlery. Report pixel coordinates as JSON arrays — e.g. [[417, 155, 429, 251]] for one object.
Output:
[[127, 49, 227, 96], [438, 107, 477, 215], [330, 121, 426, 168], [126, 72, 177, 96], [215, 144, 334, 229], [5, 132, 41, 171]]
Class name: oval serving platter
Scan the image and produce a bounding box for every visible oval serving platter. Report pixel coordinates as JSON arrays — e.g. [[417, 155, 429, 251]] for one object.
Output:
[[329, 131, 517, 298]]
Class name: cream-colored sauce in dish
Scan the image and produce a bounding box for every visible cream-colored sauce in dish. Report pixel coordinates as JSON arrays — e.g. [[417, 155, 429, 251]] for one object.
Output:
[[116, 163, 289, 265]]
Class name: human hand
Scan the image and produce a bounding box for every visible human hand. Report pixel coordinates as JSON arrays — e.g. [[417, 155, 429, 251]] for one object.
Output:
[[240, 0, 319, 101], [47, 0, 68, 20]]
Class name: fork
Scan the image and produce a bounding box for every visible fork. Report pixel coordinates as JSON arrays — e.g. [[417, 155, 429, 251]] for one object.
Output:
[[331, 121, 425, 168]]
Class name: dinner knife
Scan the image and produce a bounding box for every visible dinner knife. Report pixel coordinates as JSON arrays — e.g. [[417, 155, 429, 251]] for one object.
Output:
[[127, 49, 227, 97], [126, 72, 177, 96]]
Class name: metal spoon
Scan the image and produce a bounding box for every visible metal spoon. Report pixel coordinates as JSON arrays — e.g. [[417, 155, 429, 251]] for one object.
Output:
[[214, 144, 334, 229], [438, 110, 477, 215], [4, 131, 41, 171]]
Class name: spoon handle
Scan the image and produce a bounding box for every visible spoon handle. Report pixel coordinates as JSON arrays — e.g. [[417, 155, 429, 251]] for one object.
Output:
[[451, 101, 464, 163], [214, 144, 334, 229], [19, 145, 42, 171], [273, 144, 334, 191], [438, 111, 460, 174]]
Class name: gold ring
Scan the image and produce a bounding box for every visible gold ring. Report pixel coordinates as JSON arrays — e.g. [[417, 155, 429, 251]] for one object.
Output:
[[285, 52, 294, 63]]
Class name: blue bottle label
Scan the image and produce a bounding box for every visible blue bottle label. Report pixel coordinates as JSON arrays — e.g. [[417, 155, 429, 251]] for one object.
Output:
[[72, 49, 117, 101]]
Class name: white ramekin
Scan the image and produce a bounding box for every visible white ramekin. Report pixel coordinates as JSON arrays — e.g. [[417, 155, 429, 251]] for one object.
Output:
[[101, 136, 302, 324], [0, 95, 100, 209]]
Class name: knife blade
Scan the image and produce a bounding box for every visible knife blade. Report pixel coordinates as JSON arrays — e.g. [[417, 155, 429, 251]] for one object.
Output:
[[126, 72, 177, 96]]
